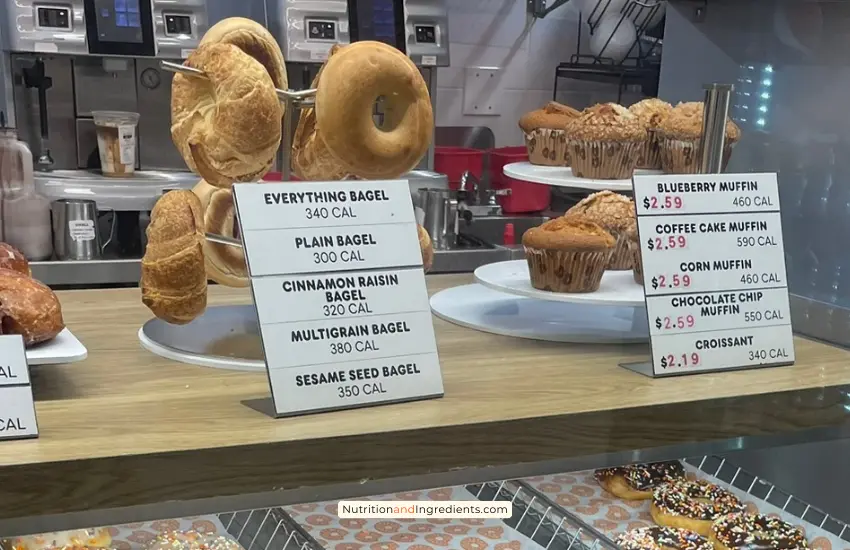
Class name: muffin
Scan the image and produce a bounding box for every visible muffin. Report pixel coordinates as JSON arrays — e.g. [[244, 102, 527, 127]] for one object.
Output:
[[628, 98, 673, 170], [518, 101, 581, 166], [626, 224, 643, 285], [522, 216, 615, 293], [565, 103, 647, 179], [565, 190, 636, 270], [658, 101, 741, 174]]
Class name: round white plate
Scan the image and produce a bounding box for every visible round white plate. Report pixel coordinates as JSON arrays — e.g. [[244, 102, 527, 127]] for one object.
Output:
[[474, 260, 646, 307], [431, 284, 648, 344], [503, 162, 662, 191]]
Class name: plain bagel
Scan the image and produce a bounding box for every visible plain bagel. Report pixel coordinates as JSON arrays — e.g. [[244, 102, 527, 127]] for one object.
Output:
[[199, 17, 288, 90], [293, 41, 433, 181], [171, 42, 282, 187], [192, 180, 249, 287]]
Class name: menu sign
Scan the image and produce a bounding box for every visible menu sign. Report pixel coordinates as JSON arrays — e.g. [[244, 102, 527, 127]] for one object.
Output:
[[0, 336, 39, 440], [631, 173, 795, 376], [233, 180, 444, 417]]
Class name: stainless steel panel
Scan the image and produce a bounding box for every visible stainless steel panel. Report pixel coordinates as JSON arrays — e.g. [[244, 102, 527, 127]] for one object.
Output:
[[404, 0, 449, 67], [1, 0, 87, 55], [75, 118, 97, 168], [0, 54, 14, 128], [270, 0, 350, 64], [153, 0, 208, 59], [12, 55, 77, 169], [135, 58, 184, 170], [73, 57, 138, 116]]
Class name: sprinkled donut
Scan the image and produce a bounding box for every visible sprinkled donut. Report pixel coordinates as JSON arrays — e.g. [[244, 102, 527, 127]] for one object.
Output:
[[595, 461, 686, 500], [710, 513, 808, 550], [651, 480, 744, 536], [616, 526, 712, 550], [146, 531, 244, 550]]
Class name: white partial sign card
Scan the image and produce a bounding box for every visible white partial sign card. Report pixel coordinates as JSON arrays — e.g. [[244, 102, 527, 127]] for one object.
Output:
[[632, 173, 795, 376], [0, 335, 38, 440], [232, 180, 444, 416]]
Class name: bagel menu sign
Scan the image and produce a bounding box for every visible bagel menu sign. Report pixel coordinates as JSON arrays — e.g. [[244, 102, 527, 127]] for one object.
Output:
[[0, 336, 39, 440], [232, 180, 443, 417], [623, 172, 795, 377]]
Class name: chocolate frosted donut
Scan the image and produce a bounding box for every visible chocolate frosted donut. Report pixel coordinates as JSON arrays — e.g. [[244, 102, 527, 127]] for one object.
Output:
[[651, 479, 744, 536], [710, 513, 808, 550], [595, 461, 685, 500], [616, 526, 712, 550]]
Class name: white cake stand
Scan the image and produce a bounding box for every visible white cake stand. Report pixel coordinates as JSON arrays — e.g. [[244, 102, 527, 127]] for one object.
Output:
[[503, 162, 662, 192], [474, 260, 646, 307], [430, 284, 648, 344]]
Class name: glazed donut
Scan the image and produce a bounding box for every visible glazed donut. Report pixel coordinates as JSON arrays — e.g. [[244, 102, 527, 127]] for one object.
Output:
[[651, 479, 744, 536], [616, 526, 712, 550], [292, 41, 433, 181], [0, 268, 65, 346], [147, 531, 244, 550], [710, 513, 808, 550], [595, 461, 685, 500], [0, 242, 30, 276], [171, 38, 283, 187], [192, 180, 249, 287]]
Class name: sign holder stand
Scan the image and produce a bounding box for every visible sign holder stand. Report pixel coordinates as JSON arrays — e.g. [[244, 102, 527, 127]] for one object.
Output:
[[620, 83, 796, 378]]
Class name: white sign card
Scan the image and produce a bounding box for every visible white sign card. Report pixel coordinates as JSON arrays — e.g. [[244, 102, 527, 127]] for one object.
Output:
[[0, 335, 39, 440], [232, 180, 444, 417], [627, 173, 795, 377]]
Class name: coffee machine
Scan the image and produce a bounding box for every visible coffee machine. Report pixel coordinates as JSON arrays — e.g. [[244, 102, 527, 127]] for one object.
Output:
[[267, 0, 450, 171]]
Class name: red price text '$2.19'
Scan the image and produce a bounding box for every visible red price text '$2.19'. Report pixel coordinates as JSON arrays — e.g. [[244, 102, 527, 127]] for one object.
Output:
[[647, 235, 687, 251], [659, 353, 701, 369], [642, 195, 683, 210], [655, 315, 695, 330], [650, 274, 691, 290]]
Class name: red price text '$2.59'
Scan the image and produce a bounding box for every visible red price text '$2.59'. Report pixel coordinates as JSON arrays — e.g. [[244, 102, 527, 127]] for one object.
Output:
[[647, 235, 687, 251], [659, 353, 701, 369], [642, 195, 683, 210], [650, 274, 691, 290], [655, 315, 695, 330]]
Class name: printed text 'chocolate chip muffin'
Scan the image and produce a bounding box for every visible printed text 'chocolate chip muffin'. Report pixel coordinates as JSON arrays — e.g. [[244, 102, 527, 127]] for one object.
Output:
[[518, 101, 580, 167], [565, 103, 647, 180], [522, 216, 615, 293]]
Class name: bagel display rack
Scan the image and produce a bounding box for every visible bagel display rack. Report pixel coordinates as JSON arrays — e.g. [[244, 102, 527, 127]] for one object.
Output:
[[430, 261, 650, 344], [215, 455, 850, 550]]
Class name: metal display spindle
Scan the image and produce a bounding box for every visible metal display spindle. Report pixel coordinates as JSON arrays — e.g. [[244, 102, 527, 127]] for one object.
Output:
[[159, 60, 316, 246], [699, 83, 734, 174]]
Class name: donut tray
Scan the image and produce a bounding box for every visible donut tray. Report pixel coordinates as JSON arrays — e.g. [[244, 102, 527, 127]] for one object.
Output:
[[201, 455, 850, 550]]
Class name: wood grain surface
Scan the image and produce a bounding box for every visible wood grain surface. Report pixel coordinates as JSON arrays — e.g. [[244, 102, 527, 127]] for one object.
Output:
[[1, 275, 850, 521]]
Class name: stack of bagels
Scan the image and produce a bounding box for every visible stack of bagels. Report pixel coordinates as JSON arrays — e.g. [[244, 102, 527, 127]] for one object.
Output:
[[142, 18, 435, 325]]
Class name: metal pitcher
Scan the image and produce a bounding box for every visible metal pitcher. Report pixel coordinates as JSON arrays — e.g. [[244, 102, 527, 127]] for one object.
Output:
[[51, 199, 115, 260]]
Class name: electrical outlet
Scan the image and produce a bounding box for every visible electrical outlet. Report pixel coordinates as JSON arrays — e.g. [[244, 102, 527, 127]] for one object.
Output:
[[463, 67, 503, 116]]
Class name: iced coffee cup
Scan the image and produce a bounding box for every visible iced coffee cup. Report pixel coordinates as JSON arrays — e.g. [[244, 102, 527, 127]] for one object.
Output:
[[92, 110, 140, 177]]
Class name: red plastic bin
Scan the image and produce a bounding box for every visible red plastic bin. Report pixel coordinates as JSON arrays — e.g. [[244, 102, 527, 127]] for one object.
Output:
[[434, 146, 485, 190], [489, 146, 551, 213]]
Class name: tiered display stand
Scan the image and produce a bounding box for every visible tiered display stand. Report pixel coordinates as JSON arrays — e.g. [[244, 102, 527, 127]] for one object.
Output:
[[430, 164, 651, 344]]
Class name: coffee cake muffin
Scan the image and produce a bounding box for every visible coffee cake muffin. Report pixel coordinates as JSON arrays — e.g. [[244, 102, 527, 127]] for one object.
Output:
[[565, 190, 636, 270], [519, 101, 580, 166], [658, 101, 741, 174], [629, 98, 673, 169], [626, 224, 643, 285], [522, 216, 615, 293], [565, 103, 647, 179]]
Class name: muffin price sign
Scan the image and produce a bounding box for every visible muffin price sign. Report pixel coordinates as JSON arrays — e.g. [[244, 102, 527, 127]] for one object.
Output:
[[628, 172, 794, 377], [232, 180, 444, 417], [0, 336, 39, 440]]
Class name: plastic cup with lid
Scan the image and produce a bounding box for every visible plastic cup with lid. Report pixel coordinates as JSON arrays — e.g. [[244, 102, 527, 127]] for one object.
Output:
[[92, 110, 140, 177]]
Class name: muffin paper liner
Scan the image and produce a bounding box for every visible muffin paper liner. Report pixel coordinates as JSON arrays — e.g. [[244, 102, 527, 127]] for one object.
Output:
[[567, 139, 642, 180], [607, 234, 633, 271], [525, 128, 570, 166], [660, 137, 736, 174], [636, 128, 663, 170], [628, 239, 644, 285], [524, 247, 611, 293]]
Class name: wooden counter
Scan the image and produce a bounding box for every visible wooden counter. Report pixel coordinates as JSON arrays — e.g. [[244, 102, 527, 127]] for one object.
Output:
[[3, 275, 850, 526]]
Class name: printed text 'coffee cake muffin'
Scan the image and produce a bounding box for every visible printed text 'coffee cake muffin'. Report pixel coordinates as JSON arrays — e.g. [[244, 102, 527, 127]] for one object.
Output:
[[522, 216, 615, 293], [565, 103, 647, 180], [519, 101, 580, 166]]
